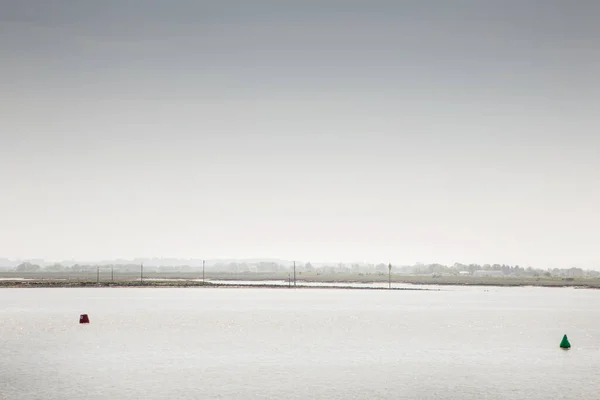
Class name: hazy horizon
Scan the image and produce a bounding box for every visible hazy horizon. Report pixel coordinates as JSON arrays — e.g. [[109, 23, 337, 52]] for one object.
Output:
[[2, 1, 599, 270], [0, 256, 596, 272]]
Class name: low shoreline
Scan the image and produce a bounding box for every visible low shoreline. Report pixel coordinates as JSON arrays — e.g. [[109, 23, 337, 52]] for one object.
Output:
[[0, 275, 599, 289], [0, 280, 434, 290]]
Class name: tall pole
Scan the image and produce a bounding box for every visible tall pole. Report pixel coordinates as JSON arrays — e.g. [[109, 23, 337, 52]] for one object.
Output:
[[202, 260, 205, 284], [141, 262, 144, 284], [111, 266, 114, 282], [388, 263, 392, 289], [293, 261, 296, 287], [96, 266, 99, 284]]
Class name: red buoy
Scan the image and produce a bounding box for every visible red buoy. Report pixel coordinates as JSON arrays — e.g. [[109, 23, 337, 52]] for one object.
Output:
[[79, 314, 90, 324]]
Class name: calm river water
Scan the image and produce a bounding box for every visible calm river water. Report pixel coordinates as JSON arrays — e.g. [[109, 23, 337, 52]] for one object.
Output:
[[1, 286, 599, 399]]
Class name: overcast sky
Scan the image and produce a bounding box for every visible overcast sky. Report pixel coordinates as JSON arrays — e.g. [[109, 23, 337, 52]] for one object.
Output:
[[1, 1, 599, 269]]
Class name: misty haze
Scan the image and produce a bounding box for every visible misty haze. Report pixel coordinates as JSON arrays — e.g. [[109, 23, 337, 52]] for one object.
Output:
[[1, 1, 599, 399]]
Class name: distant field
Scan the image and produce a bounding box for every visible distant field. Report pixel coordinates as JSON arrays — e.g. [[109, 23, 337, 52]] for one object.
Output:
[[0, 271, 599, 288]]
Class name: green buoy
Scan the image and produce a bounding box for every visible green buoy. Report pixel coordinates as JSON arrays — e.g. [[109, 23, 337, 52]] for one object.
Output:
[[560, 334, 571, 349]]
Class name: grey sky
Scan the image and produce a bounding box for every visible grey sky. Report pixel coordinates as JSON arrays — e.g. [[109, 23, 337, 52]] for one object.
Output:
[[1, 1, 599, 268]]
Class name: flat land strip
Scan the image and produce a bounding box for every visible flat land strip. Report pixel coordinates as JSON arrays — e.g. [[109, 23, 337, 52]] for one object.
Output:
[[0, 271, 598, 289]]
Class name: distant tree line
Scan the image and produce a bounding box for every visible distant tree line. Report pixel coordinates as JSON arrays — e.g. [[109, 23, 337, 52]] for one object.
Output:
[[402, 262, 597, 278], [6, 261, 599, 278]]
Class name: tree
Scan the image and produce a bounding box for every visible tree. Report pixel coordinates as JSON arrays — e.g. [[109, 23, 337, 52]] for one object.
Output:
[[45, 263, 66, 272], [15, 262, 41, 272]]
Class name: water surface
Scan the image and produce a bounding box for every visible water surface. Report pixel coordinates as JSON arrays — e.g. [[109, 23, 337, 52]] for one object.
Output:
[[1, 287, 598, 399]]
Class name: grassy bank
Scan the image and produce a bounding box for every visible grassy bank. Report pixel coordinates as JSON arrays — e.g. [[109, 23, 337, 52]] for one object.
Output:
[[0, 279, 429, 290], [0, 271, 599, 289]]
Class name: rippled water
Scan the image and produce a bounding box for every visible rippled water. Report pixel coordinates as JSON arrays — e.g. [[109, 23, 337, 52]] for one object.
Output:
[[1, 287, 599, 399]]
